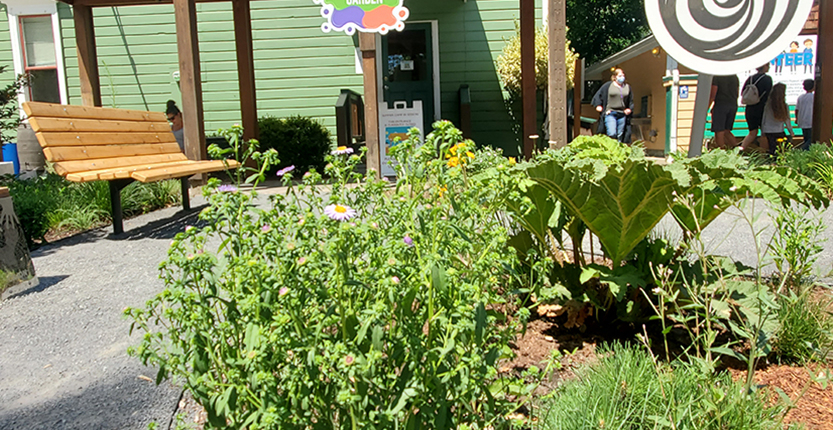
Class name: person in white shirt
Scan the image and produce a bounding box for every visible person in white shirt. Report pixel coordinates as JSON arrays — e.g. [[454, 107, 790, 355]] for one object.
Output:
[[795, 79, 814, 150], [760, 83, 794, 156]]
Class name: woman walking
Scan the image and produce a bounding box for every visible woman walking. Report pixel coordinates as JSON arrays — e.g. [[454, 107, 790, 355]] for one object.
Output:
[[760, 83, 794, 155], [591, 68, 634, 143]]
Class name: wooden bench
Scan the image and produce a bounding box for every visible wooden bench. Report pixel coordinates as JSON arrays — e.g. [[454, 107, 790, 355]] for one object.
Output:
[[22, 102, 239, 234]]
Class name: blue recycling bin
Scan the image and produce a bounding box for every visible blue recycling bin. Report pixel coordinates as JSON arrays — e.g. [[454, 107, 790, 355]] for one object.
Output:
[[2, 143, 19, 175]]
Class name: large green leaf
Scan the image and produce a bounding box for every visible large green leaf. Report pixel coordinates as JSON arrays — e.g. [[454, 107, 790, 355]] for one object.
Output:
[[527, 158, 680, 265]]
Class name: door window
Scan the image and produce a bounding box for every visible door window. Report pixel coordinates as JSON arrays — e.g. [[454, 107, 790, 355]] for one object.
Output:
[[20, 15, 60, 103]]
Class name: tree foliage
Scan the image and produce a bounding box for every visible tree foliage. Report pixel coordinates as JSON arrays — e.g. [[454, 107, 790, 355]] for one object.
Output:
[[496, 25, 579, 100], [566, 0, 650, 65]]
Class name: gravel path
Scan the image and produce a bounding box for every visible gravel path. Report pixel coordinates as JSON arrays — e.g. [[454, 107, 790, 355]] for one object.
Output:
[[0, 184, 831, 430]]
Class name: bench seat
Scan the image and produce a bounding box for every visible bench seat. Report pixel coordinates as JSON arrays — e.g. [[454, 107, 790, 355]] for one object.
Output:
[[22, 101, 240, 234]]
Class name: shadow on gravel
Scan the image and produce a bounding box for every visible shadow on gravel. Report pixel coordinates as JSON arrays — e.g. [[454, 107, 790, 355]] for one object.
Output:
[[29, 230, 110, 258], [0, 372, 180, 430], [5, 275, 70, 300], [120, 205, 209, 241]]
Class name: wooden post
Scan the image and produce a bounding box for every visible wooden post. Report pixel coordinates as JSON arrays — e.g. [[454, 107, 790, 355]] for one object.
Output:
[[74, 5, 101, 107], [233, 0, 258, 142], [814, 0, 833, 145], [547, 0, 567, 148], [520, 0, 536, 158], [173, 0, 207, 164], [573, 58, 582, 139], [359, 33, 381, 178]]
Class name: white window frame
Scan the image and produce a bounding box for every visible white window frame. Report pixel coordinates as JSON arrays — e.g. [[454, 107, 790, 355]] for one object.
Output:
[[7, 2, 68, 111]]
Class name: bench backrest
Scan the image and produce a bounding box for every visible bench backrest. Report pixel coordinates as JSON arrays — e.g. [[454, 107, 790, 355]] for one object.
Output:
[[22, 102, 187, 177]]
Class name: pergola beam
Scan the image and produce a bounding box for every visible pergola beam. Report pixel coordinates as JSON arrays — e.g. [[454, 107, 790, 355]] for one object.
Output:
[[233, 0, 258, 141], [173, 0, 207, 163], [520, 0, 536, 158], [814, 0, 833, 144], [73, 4, 101, 107]]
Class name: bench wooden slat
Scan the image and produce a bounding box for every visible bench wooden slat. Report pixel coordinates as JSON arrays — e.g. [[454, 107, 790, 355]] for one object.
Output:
[[53, 153, 189, 176], [44, 143, 183, 162], [131, 159, 239, 183], [29, 117, 170, 133], [22, 101, 167, 122], [35, 131, 178, 147], [65, 160, 197, 182]]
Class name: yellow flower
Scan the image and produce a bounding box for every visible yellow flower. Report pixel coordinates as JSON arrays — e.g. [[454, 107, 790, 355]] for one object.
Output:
[[447, 156, 460, 168], [508, 157, 517, 166], [466, 151, 475, 159], [449, 144, 459, 156], [439, 185, 448, 197]]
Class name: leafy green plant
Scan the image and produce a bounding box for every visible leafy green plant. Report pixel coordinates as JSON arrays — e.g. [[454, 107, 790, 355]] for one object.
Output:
[[0, 65, 29, 141], [773, 290, 833, 364], [128, 121, 533, 430], [496, 24, 578, 98], [769, 205, 825, 291], [539, 343, 792, 430], [2, 173, 64, 246], [257, 115, 332, 175]]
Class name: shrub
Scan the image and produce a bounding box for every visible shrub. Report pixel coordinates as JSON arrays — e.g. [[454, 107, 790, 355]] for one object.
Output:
[[773, 290, 833, 364], [496, 25, 578, 99], [257, 115, 331, 175], [540, 343, 792, 430], [127, 122, 529, 429], [2, 173, 64, 246]]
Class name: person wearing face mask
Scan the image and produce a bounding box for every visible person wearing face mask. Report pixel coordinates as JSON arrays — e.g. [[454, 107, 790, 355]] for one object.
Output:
[[166, 100, 184, 152], [591, 68, 634, 143]]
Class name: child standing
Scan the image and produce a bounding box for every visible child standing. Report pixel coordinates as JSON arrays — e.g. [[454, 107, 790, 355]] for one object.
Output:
[[795, 79, 814, 149], [760, 83, 794, 155]]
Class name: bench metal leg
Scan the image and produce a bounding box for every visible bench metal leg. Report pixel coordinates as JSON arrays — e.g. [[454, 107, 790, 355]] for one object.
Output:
[[109, 179, 133, 235], [181, 177, 191, 211]]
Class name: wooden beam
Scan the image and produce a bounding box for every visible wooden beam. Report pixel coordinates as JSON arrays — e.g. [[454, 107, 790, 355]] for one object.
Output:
[[520, 0, 536, 158], [173, 0, 207, 163], [233, 0, 258, 141], [73, 5, 102, 107], [814, 0, 833, 145], [359, 33, 380, 178], [547, 0, 567, 148], [573, 58, 582, 139]]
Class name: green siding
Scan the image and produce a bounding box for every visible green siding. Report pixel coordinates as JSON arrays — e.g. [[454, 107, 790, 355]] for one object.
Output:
[[0, 7, 15, 88], [57, 0, 537, 154]]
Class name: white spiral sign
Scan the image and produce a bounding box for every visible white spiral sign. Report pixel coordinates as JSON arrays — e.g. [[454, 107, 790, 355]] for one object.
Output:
[[645, 0, 815, 75]]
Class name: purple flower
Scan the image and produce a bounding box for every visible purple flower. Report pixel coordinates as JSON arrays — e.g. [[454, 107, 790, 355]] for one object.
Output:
[[276, 165, 295, 176], [261, 224, 271, 233], [218, 184, 238, 193], [403, 235, 414, 247], [332, 146, 354, 155], [392, 276, 400, 284], [324, 204, 357, 221], [279, 287, 289, 296]]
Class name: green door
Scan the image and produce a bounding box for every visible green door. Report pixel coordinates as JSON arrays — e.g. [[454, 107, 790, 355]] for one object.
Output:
[[381, 22, 435, 133]]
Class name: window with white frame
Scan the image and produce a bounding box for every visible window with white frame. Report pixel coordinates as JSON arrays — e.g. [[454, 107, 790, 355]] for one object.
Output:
[[20, 15, 60, 103]]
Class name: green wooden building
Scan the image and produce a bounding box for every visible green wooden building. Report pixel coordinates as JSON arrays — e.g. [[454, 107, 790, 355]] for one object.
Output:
[[0, 0, 544, 157]]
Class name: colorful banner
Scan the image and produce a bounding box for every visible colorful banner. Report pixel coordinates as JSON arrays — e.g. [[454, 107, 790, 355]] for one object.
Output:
[[314, 0, 409, 35], [735, 35, 817, 105]]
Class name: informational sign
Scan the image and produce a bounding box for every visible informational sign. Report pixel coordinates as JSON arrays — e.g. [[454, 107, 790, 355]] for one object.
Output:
[[378, 101, 423, 177], [679, 85, 689, 99], [645, 0, 815, 75], [732, 35, 816, 105], [314, 0, 409, 35]]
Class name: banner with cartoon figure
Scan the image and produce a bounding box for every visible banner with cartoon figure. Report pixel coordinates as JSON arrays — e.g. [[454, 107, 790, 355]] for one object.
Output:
[[314, 0, 409, 35], [735, 35, 816, 105]]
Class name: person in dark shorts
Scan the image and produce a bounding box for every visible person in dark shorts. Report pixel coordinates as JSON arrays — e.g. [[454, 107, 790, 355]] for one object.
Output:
[[741, 64, 773, 152], [709, 75, 739, 149]]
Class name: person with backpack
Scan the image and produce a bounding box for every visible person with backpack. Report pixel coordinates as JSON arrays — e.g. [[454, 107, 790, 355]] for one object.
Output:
[[740, 64, 773, 152]]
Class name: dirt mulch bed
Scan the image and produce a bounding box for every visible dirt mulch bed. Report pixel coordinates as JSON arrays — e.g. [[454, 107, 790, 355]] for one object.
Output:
[[728, 364, 833, 430]]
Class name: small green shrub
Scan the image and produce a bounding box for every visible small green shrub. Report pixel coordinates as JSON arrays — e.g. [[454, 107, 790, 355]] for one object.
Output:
[[2, 173, 64, 245], [257, 115, 331, 175], [540, 343, 793, 430], [769, 205, 825, 291], [773, 290, 833, 364], [776, 143, 833, 181]]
